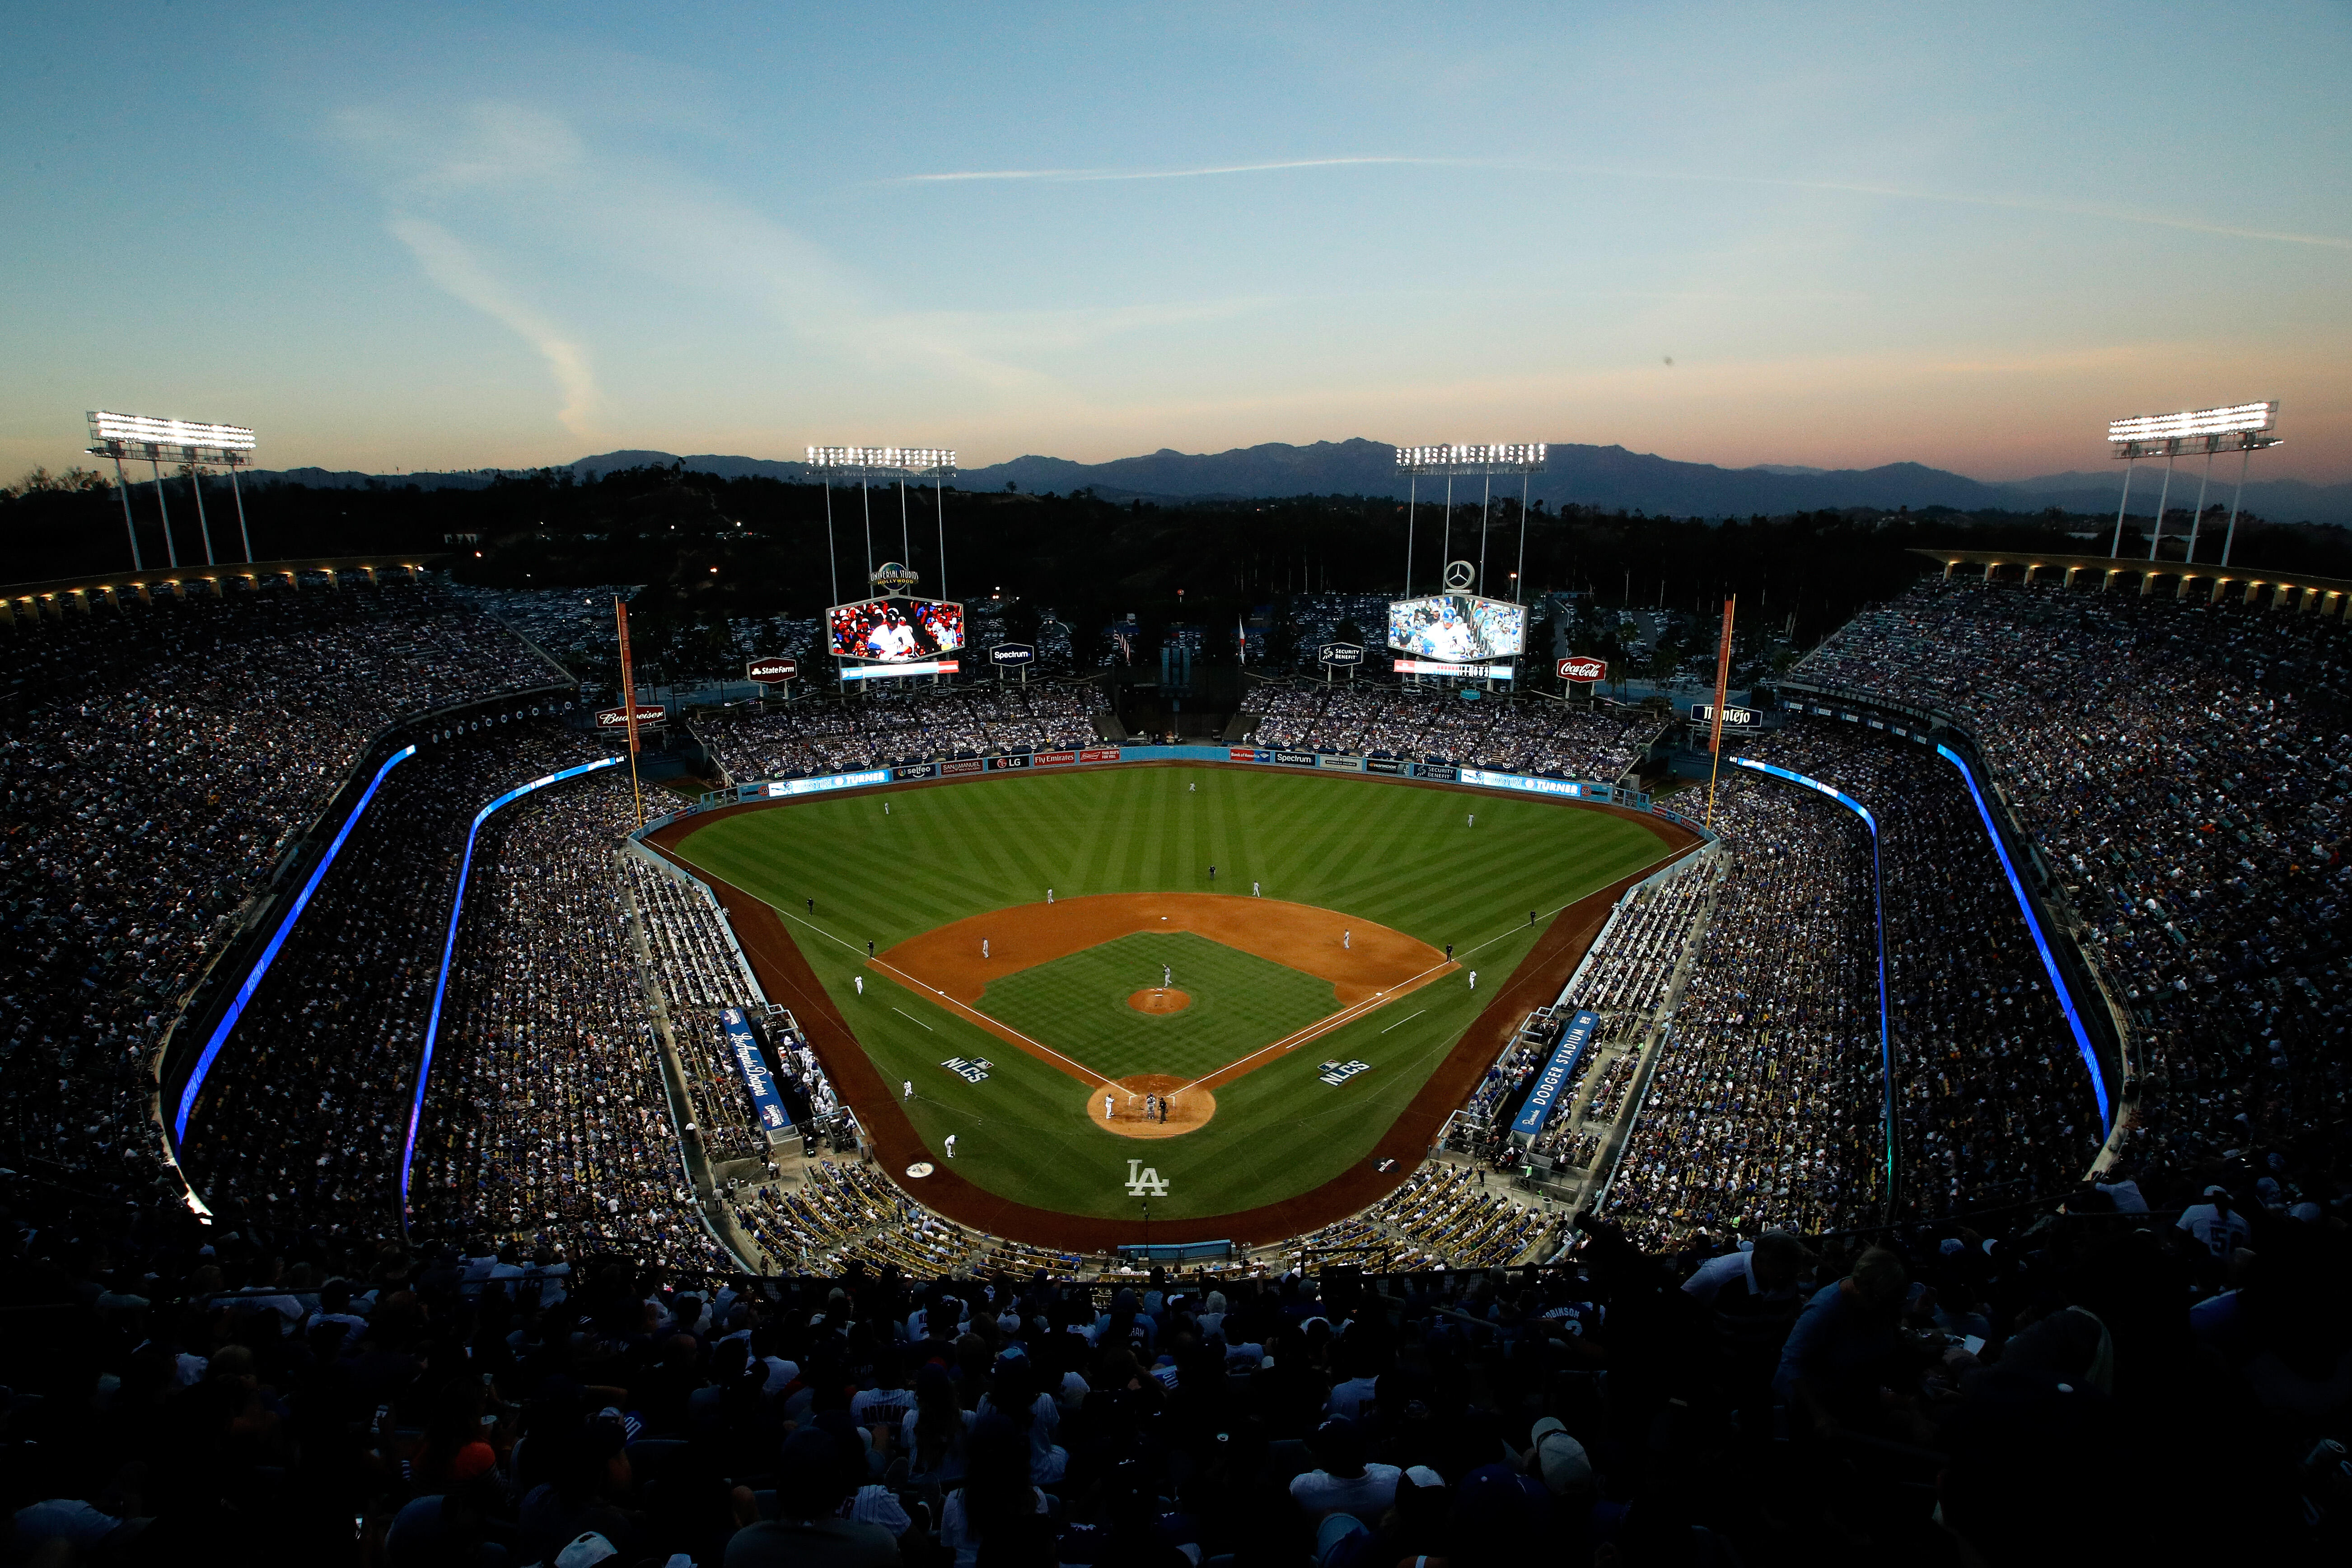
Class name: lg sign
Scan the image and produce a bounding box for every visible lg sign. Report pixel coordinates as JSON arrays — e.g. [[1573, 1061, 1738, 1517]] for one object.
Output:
[[746, 655, 799, 683], [1558, 656, 1608, 683]]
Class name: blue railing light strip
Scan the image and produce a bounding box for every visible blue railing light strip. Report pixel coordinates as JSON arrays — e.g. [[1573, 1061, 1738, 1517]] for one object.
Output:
[[1729, 756, 1895, 1197], [401, 756, 623, 1214], [174, 745, 417, 1143], [1935, 744, 2111, 1127]]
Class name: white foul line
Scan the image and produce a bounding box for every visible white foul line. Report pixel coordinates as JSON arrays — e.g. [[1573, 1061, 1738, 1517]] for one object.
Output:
[[891, 1006, 934, 1031], [1379, 1008, 1426, 1035]]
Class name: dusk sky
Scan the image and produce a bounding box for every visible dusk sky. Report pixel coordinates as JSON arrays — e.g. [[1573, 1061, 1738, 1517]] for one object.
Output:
[[6, 2, 2347, 483]]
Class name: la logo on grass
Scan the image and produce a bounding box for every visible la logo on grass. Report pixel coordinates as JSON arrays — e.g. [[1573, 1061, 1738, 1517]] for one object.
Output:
[[1124, 1160, 1169, 1197]]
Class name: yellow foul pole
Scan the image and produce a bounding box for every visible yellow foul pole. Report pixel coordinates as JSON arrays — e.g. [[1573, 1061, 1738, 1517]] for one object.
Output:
[[1703, 594, 1735, 828], [616, 596, 645, 828]]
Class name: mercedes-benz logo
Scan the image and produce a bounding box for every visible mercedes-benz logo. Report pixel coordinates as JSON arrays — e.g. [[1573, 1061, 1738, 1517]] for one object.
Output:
[[1442, 560, 1477, 591]]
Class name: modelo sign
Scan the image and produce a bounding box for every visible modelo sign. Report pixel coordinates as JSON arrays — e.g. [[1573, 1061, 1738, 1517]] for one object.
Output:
[[596, 704, 665, 728], [747, 655, 799, 684], [1318, 641, 1365, 666], [988, 642, 1036, 667], [1558, 655, 1608, 683]]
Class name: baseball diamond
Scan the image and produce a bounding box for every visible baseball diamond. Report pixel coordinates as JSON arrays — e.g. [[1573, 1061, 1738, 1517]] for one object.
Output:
[[655, 760, 1693, 1243]]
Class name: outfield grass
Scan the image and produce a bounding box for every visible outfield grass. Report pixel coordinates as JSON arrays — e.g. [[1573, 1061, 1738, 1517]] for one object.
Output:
[[670, 764, 1671, 1225], [978, 931, 1338, 1082]]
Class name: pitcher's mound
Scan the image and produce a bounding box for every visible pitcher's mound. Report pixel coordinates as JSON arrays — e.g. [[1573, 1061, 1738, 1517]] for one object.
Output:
[[1086, 1074, 1216, 1138], [1127, 987, 1192, 1015]]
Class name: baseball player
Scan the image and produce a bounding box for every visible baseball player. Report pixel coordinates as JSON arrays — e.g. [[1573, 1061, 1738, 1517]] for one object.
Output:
[[1467, 812, 1475, 827], [1342, 930, 1350, 950], [945, 1134, 956, 1159], [1252, 880, 1260, 897], [1189, 781, 1196, 792], [983, 938, 991, 959], [1104, 1093, 1114, 1121], [903, 1080, 913, 1099], [1048, 888, 1055, 904], [1468, 969, 1478, 990], [884, 800, 891, 815], [1162, 964, 1171, 989], [854, 974, 865, 996]]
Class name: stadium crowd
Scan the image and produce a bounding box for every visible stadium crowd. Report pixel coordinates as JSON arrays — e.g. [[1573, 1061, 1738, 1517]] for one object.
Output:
[[8, 1149, 2341, 1566], [1736, 720, 2107, 1218], [698, 686, 1105, 783], [1248, 686, 1655, 781], [1793, 577, 2352, 1203], [1, 580, 553, 1196], [1603, 775, 1885, 1247]]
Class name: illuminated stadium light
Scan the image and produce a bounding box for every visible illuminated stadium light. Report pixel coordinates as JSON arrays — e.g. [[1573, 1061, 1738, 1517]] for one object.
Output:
[[88, 409, 257, 458], [87, 408, 259, 572], [1394, 443, 1546, 472], [2104, 401, 2282, 569], [1394, 444, 1547, 602], [806, 445, 960, 617], [2107, 402, 2277, 446], [805, 445, 956, 473]]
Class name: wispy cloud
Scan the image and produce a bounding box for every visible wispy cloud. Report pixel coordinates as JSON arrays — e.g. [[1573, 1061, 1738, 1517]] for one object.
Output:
[[893, 150, 2352, 252], [893, 155, 1495, 184], [388, 217, 603, 434]]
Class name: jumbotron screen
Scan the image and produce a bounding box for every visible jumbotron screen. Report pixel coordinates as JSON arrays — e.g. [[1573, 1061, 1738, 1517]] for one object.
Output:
[[1387, 594, 1525, 662], [828, 596, 966, 662]]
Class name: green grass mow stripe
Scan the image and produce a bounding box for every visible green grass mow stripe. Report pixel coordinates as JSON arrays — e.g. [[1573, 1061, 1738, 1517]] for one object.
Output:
[[976, 932, 1338, 1082]]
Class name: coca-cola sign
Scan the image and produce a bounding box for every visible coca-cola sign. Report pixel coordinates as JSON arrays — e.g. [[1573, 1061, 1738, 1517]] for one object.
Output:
[[747, 655, 799, 683], [1557, 655, 1608, 683]]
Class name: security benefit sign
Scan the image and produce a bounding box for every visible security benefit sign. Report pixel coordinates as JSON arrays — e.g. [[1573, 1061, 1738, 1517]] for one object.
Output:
[[721, 1006, 794, 1141], [1317, 1058, 1374, 1086], [1509, 1008, 1602, 1139], [941, 1057, 992, 1083]]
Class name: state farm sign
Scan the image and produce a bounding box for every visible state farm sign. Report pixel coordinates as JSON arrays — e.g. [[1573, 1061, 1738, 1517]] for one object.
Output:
[[1558, 656, 1608, 683], [747, 655, 799, 683]]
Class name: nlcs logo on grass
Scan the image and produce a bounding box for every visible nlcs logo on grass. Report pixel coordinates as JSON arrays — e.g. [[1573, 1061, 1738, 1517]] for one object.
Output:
[[1124, 1160, 1169, 1197]]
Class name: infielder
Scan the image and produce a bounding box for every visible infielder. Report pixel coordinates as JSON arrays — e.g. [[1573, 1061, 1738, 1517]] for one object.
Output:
[[1162, 964, 1172, 989], [1047, 888, 1055, 904], [945, 1135, 956, 1159], [1468, 969, 1478, 990], [1104, 1092, 1114, 1121], [1342, 930, 1350, 950], [983, 938, 991, 959], [903, 1080, 913, 1099], [1252, 880, 1260, 897], [855, 975, 865, 996]]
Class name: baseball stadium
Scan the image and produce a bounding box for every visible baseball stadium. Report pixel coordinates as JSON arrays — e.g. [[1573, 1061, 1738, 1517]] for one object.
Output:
[[14, 420, 2352, 1563]]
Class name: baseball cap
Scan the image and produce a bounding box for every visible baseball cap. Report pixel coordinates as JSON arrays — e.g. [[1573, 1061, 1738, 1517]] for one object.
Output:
[[2203, 1184, 2230, 1197], [1529, 1418, 1593, 1494], [556, 1533, 618, 1568]]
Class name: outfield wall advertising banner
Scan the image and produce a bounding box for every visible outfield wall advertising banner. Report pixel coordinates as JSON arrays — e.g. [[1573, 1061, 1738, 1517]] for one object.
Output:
[[941, 758, 983, 776], [1229, 747, 1259, 762], [765, 768, 891, 798], [721, 1007, 793, 1139], [1033, 749, 1077, 767], [1080, 747, 1121, 763], [986, 754, 1030, 771], [1365, 757, 1405, 775], [1318, 754, 1364, 771], [1459, 768, 1591, 799], [892, 763, 937, 781], [1414, 763, 1459, 782], [1510, 1008, 1603, 1138], [1275, 750, 1317, 767]]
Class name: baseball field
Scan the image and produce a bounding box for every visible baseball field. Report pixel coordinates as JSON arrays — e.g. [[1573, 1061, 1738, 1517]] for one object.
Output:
[[658, 763, 1688, 1246]]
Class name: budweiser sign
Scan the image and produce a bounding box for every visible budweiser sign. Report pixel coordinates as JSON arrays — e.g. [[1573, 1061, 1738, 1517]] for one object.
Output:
[[747, 655, 799, 683], [596, 704, 665, 728], [1557, 655, 1608, 683]]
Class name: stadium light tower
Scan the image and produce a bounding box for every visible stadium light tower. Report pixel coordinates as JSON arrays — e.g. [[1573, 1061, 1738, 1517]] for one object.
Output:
[[1394, 444, 1547, 600], [2106, 401, 2280, 568], [87, 410, 258, 571], [807, 446, 959, 603]]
